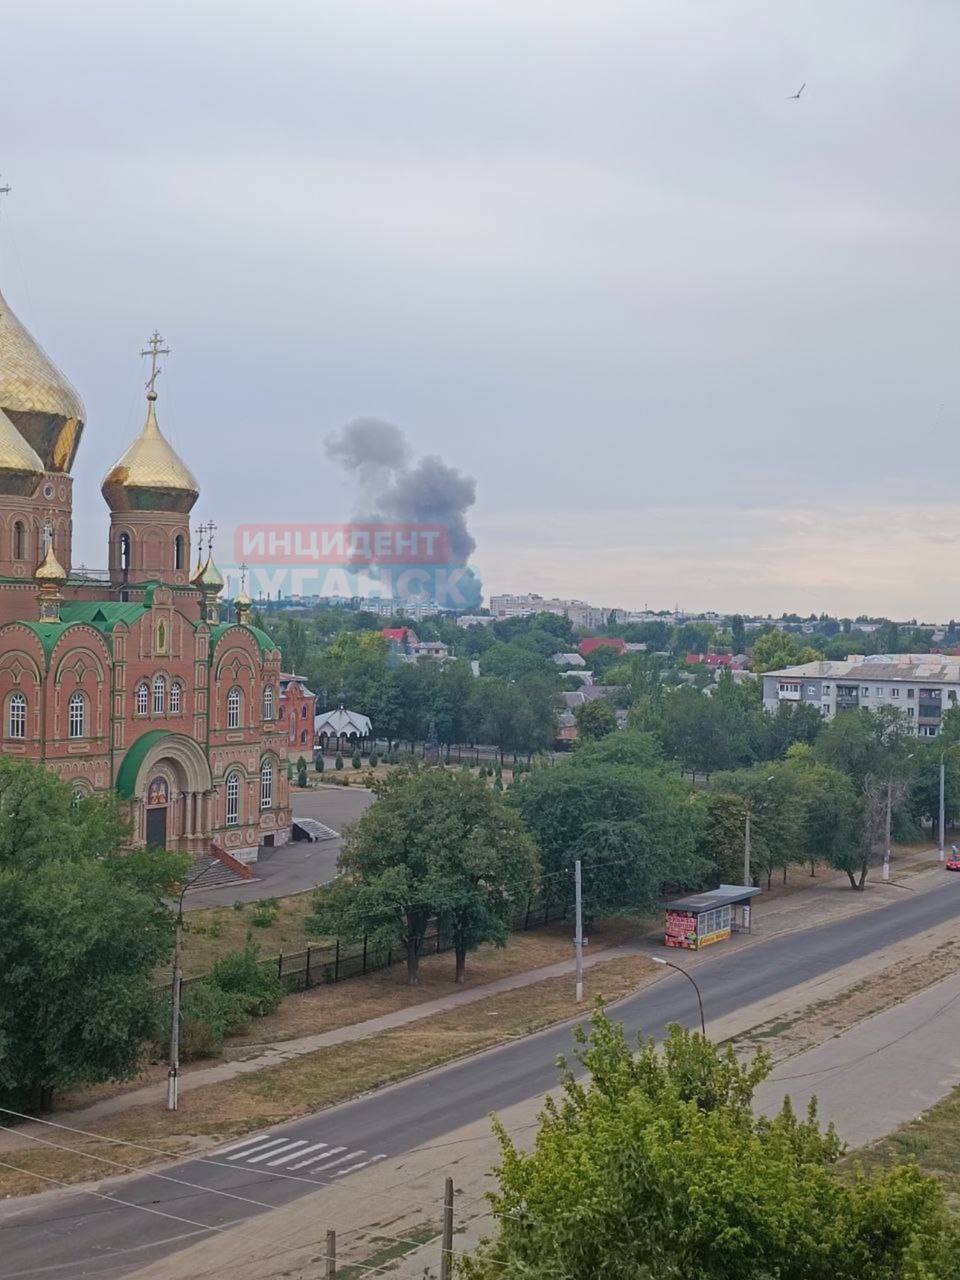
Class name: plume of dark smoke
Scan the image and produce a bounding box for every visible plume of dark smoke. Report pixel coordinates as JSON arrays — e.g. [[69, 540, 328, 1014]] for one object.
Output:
[[325, 418, 477, 568]]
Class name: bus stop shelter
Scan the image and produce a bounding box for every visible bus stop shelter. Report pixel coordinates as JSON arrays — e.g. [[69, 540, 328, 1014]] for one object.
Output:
[[663, 884, 761, 951]]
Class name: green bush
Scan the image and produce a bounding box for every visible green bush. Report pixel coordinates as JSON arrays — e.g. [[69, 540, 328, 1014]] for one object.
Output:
[[335, 753, 344, 770], [208, 944, 282, 1017], [250, 898, 279, 928], [369, 753, 379, 767], [315, 755, 325, 774], [232, 899, 245, 913], [297, 755, 307, 772], [179, 981, 250, 1059], [297, 764, 307, 787], [352, 749, 362, 769]]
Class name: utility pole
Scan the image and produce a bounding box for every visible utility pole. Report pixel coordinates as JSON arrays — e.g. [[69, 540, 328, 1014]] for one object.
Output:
[[574, 859, 583, 1002], [167, 895, 185, 1111], [325, 1228, 336, 1279], [743, 808, 751, 888], [882, 779, 892, 882], [440, 1176, 454, 1280], [939, 757, 946, 862]]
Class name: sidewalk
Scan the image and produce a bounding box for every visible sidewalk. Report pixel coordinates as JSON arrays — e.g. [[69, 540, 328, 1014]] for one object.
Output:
[[2, 846, 946, 1153]]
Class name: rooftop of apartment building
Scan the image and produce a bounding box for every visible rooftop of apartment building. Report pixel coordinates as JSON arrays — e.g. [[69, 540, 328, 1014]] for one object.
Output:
[[766, 654, 960, 682]]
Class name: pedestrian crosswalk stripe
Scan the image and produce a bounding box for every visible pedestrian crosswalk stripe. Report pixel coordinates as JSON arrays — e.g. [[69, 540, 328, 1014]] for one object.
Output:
[[288, 1145, 347, 1171], [303, 1149, 363, 1174], [247, 1139, 308, 1164], [268, 1140, 328, 1167], [227, 1137, 289, 1161], [333, 1154, 388, 1177], [216, 1134, 276, 1157]]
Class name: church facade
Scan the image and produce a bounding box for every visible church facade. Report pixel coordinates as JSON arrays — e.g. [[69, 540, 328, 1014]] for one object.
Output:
[[0, 295, 291, 863]]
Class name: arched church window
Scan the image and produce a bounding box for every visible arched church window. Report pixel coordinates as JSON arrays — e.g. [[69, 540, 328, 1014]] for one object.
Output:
[[135, 682, 149, 716], [153, 675, 166, 714], [227, 686, 242, 729], [8, 691, 26, 739], [170, 681, 182, 714], [260, 758, 273, 809], [174, 534, 184, 571], [13, 521, 25, 562], [68, 691, 86, 739], [119, 532, 131, 572], [226, 771, 241, 825], [263, 685, 275, 721]]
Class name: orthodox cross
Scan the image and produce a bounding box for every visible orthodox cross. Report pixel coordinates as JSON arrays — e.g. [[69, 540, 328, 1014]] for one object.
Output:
[[204, 519, 218, 553], [238, 561, 249, 593], [140, 330, 170, 396], [194, 522, 206, 562]]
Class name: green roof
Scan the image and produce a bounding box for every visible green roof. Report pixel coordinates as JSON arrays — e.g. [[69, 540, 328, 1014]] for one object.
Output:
[[116, 729, 171, 799], [208, 622, 278, 660], [17, 621, 74, 662], [59, 600, 149, 632]]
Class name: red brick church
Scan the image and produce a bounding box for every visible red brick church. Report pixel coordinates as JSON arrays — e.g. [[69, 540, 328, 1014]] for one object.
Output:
[[0, 289, 291, 863]]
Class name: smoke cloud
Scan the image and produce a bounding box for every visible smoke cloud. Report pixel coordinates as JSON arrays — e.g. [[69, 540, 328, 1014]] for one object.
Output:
[[325, 417, 481, 605]]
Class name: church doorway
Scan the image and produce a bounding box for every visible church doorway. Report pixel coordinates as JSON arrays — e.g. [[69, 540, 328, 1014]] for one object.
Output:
[[145, 775, 169, 849], [146, 807, 167, 848]]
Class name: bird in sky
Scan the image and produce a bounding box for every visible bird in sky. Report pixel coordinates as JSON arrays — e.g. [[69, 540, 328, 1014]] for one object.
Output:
[[787, 82, 806, 100]]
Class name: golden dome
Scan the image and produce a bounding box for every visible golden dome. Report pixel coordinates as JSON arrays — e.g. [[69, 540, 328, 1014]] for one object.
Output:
[[0, 406, 44, 496], [196, 553, 224, 592], [35, 542, 67, 584], [0, 286, 85, 473], [101, 392, 199, 514]]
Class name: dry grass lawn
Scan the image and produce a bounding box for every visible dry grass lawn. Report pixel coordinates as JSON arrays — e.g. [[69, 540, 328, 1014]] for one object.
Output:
[[850, 1085, 960, 1210], [0, 953, 657, 1198], [172, 893, 320, 977]]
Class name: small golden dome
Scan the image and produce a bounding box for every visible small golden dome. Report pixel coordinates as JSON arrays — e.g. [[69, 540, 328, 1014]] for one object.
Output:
[[0, 406, 44, 496], [0, 286, 85, 473], [197, 553, 224, 592], [35, 542, 67, 584], [101, 392, 199, 514]]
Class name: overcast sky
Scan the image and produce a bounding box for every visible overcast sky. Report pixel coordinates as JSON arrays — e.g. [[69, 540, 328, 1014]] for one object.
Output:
[[2, 1, 959, 619]]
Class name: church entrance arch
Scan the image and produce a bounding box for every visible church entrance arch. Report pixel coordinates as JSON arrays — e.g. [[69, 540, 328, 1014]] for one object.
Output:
[[121, 732, 213, 851]]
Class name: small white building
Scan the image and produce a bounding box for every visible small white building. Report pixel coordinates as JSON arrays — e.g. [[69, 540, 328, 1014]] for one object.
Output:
[[314, 706, 374, 752]]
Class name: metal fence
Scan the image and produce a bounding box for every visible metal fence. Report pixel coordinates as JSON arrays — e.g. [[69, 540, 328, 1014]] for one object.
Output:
[[175, 892, 572, 998]]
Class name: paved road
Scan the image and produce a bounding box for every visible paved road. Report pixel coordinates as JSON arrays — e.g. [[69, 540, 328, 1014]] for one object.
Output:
[[185, 787, 373, 909], [8, 877, 960, 1279], [756, 969, 960, 1148]]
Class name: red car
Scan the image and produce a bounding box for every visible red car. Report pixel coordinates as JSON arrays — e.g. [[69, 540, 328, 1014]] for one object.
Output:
[[947, 848, 960, 871]]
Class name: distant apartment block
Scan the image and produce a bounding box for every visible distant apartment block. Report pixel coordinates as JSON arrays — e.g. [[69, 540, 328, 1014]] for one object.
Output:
[[762, 655, 960, 738], [489, 594, 612, 630]]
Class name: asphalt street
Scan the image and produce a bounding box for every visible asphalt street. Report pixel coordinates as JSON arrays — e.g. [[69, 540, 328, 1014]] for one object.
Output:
[[7, 876, 960, 1280]]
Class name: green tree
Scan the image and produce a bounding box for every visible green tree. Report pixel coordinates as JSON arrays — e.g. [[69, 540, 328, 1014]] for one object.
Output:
[[512, 760, 704, 916], [699, 790, 748, 883], [574, 699, 617, 741], [764, 698, 824, 758], [713, 762, 808, 888], [310, 767, 539, 985], [0, 764, 184, 1110], [461, 1008, 960, 1280], [750, 629, 823, 673], [729, 613, 747, 652]]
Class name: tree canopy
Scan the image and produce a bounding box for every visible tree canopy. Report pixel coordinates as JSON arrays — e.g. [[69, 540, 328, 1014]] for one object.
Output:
[[0, 761, 184, 1111], [462, 1008, 960, 1280], [310, 766, 539, 984]]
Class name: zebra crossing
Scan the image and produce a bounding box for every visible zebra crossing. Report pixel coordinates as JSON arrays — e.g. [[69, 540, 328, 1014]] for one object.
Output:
[[214, 1132, 388, 1179]]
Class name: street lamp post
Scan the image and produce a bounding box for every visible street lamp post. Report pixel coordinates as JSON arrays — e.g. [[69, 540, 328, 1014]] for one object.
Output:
[[650, 955, 706, 1035], [167, 860, 216, 1111], [939, 756, 946, 862], [883, 752, 914, 883]]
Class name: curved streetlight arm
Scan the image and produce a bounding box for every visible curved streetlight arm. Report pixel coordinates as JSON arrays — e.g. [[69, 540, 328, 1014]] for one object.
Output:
[[650, 955, 706, 1036]]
